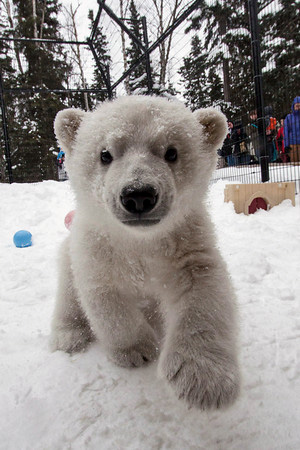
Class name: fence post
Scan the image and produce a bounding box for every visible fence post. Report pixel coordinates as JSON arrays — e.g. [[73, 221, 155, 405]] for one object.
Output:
[[0, 71, 13, 183], [248, 0, 269, 182]]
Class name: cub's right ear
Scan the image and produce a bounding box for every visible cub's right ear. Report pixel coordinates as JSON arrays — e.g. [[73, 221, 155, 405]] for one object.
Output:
[[54, 108, 85, 154]]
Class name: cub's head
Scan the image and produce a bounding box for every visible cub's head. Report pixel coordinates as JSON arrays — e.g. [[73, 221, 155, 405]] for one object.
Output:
[[54, 96, 227, 231]]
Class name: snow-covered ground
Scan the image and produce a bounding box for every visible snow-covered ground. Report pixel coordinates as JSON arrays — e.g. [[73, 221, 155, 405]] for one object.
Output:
[[0, 178, 299, 449]]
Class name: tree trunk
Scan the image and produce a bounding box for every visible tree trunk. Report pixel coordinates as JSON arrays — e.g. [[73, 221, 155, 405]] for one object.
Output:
[[5, 0, 24, 74], [119, 0, 130, 94], [69, 4, 90, 111], [32, 0, 38, 39], [40, 0, 47, 39], [219, 15, 230, 102], [151, 0, 183, 88], [223, 59, 230, 103]]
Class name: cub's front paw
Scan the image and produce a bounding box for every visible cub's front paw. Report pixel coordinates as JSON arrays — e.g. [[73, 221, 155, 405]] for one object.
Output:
[[110, 331, 159, 368], [159, 350, 240, 410], [50, 326, 94, 354]]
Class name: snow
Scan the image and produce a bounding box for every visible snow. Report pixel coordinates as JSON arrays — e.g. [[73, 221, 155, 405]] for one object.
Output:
[[212, 164, 300, 194], [259, 0, 282, 18], [0, 177, 299, 449], [226, 28, 250, 37]]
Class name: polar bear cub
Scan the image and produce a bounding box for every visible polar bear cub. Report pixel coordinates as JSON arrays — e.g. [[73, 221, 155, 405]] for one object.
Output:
[[51, 96, 240, 409]]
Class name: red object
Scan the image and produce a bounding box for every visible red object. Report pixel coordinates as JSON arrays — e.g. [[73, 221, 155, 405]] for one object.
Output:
[[267, 117, 276, 131], [276, 127, 284, 153], [248, 197, 268, 214], [64, 210, 75, 230]]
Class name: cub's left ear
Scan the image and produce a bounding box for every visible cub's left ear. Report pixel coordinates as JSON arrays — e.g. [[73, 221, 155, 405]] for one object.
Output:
[[194, 107, 227, 148]]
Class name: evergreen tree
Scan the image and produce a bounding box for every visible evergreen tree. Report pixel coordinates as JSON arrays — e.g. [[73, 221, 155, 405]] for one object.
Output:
[[179, 35, 211, 111], [14, 0, 69, 88], [10, 0, 71, 182], [0, 18, 14, 78], [185, 0, 299, 120], [260, 0, 300, 116], [207, 67, 223, 106], [179, 34, 234, 115], [64, 83, 87, 111], [125, 0, 149, 95], [123, 0, 176, 97], [185, 0, 254, 120], [0, 8, 16, 182], [88, 9, 112, 106], [223, 1, 254, 113]]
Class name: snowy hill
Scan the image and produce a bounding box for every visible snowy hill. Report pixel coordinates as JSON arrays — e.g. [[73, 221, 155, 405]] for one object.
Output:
[[0, 179, 299, 449]]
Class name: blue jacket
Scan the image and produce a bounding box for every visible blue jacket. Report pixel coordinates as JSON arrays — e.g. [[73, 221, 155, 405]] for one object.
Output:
[[284, 96, 300, 147]]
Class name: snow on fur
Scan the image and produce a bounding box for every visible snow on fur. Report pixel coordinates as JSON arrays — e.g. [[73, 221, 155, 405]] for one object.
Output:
[[52, 96, 239, 410]]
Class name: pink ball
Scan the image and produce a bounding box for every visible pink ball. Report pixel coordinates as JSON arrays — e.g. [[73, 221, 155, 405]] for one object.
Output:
[[64, 210, 75, 230]]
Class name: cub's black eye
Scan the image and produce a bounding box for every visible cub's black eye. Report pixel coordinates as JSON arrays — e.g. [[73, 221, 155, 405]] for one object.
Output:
[[100, 149, 113, 165], [164, 147, 178, 162]]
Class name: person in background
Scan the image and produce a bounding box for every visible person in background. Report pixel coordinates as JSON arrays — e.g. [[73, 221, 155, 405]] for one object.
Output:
[[56, 149, 68, 181], [247, 110, 260, 162], [265, 128, 276, 162], [217, 120, 234, 168], [276, 116, 289, 163], [231, 120, 249, 165], [56, 149, 65, 166], [264, 106, 277, 162], [284, 96, 300, 162], [264, 106, 277, 133], [223, 121, 234, 165]]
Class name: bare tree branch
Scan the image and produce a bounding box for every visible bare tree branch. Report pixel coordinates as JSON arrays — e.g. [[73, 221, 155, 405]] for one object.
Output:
[[150, 0, 186, 87], [63, 2, 90, 111]]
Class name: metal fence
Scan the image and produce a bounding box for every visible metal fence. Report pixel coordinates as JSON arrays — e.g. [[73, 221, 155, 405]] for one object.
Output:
[[0, 0, 299, 190], [210, 0, 300, 193]]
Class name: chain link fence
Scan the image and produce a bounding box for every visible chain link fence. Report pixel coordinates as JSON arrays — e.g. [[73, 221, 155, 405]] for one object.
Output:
[[0, 0, 299, 190]]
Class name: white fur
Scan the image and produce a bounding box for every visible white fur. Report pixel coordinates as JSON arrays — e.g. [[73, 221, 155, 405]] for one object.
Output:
[[51, 96, 240, 409]]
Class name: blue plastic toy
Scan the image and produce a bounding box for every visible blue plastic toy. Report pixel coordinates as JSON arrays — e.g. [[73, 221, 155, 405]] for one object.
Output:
[[13, 230, 32, 248]]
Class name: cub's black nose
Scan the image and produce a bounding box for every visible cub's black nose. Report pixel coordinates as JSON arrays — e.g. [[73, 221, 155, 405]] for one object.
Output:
[[120, 185, 158, 214]]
